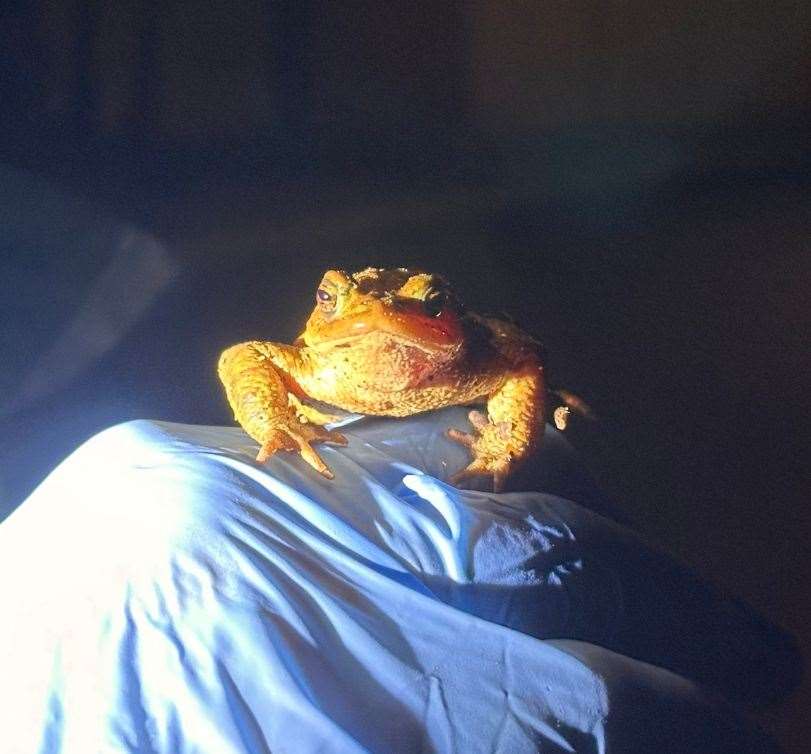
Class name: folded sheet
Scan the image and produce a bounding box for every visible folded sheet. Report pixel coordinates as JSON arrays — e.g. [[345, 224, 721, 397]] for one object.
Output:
[[0, 408, 786, 753]]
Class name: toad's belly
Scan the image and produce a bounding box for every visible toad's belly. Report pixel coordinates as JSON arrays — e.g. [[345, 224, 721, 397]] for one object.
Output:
[[298, 367, 505, 417]]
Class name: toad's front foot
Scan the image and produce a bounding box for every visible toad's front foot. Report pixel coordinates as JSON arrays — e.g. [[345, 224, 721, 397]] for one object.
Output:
[[256, 420, 347, 479], [447, 410, 524, 493]]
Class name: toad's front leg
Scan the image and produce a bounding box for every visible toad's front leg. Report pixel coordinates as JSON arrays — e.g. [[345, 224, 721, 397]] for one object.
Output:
[[218, 341, 347, 478], [447, 360, 545, 492]]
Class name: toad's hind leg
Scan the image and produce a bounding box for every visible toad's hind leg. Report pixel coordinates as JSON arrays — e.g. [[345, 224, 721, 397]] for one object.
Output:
[[287, 394, 346, 427], [447, 360, 545, 492]]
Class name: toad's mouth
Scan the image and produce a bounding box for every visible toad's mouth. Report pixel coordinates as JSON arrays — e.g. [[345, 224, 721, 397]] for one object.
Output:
[[307, 299, 464, 354], [308, 329, 459, 357]]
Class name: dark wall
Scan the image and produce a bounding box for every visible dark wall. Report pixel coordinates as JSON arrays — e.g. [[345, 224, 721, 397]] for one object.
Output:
[[4, 1, 809, 143]]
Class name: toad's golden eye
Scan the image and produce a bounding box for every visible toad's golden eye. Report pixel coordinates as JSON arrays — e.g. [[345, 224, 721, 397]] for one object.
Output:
[[316, 288, 336, 311], [423, 289, 446, 317]]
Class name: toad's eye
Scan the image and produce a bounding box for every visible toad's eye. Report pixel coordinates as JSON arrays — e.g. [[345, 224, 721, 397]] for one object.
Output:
[[423, 290, 446, 317], [316, 288, 336, 311]]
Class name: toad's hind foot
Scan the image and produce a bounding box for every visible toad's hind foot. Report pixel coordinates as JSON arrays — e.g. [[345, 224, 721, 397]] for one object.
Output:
[[288, 394, 347, 426]]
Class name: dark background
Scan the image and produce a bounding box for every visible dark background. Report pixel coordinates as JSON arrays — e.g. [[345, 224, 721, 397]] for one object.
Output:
[[1, 1, 809, 750]]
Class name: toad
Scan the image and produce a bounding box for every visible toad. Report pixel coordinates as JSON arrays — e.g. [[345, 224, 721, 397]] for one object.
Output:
[[218, 267, 578, 491]]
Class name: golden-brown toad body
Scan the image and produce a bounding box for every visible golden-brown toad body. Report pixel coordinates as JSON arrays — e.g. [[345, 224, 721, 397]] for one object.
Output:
[[218, 267, 547, 491]]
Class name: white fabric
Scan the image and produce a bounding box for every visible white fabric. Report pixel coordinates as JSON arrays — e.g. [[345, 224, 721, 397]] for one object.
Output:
[[0, 408, 776, 753]]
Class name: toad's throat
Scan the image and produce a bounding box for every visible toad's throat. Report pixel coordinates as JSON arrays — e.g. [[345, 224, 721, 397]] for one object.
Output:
[[306, 331, 462, 394]]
